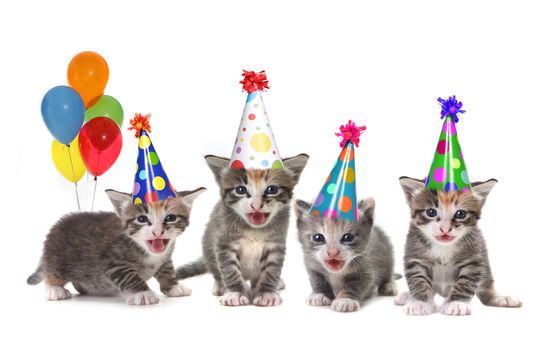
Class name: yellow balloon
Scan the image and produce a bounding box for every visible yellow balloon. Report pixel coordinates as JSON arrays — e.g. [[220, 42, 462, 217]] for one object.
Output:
[[51, 135, 86, 183]]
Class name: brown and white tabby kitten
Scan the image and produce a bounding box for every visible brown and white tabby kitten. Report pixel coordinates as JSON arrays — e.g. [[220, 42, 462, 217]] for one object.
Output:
[[294, 198, 398, 312], [27, 188, 205, 305], [396, 177, 522, 315], [176, 154, 308, 307]]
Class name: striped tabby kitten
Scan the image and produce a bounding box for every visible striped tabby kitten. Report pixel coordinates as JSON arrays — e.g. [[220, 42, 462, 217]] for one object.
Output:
[[294, 198, 398, 313], [27, 188, 205, 305], [176, 154, 309, 307], [396, 177, 522, 315]]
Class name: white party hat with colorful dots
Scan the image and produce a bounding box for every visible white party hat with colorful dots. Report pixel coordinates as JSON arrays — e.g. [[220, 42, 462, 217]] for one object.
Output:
[[229, 70, 284, 170]]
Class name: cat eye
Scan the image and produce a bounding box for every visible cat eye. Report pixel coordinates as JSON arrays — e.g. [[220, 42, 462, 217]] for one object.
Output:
[[235, 186, 247, 195], [312, 234, 325, 243], [341, 233, 355, 243], [165, 214, 177, 223], [426, 208, 437, 218], [454, 210, 467, 220], [265, 185, 279, 195], [136, 215, 149, 224]]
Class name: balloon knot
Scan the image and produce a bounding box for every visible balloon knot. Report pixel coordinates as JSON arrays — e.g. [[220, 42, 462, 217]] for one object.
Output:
[[128, 113, 151, 138], [437, 96, 465, 123], [335, 120, 366, 148], [240, 70, 269, 93]]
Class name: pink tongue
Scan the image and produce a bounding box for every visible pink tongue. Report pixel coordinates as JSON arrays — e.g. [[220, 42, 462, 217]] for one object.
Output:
[[150, 239, 165, 253], [251, 212, 266, 224]]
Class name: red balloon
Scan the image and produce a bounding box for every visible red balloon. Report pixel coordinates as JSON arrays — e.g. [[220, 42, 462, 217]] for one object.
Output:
[[79, 117, 122, 177]]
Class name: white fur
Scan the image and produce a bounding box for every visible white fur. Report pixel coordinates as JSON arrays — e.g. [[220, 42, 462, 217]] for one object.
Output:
[[253, 292, 282, 307], [219, 292, 250, 306], [432, 262, 458, 297], [441, 301, 472, 315], [139, 253, 169, 281], [238, 236, 265, 280], [45, 285, 72, 301], [126, 290, 159, 305], [165, 283, 192, 297], [429, 242, 457, 263], [491, 295, 522, 308], [403, 298, 436, 315], [231, 178, 284, 228], [326, 273, 345, 295], [212, 280, 226, 296], [394, 291, 410, 305], [331, 298, 360, 312], [306, 293, 332, 306]]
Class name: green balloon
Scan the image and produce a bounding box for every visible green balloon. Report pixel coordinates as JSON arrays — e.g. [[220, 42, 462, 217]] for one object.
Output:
[[84, 95, 124, 126]]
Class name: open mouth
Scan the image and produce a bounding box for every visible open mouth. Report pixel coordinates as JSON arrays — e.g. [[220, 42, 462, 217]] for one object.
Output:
[[146, 239, 170, 253], [246, 212, 270, 226], [325, 259, 345, 272], [435, 234, 455, 243]]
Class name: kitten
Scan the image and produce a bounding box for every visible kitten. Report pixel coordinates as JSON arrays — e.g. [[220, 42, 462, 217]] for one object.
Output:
[[176, 154, 309, 307], [395, 177, 522, 315], [27, 188, 205, 305], [294, 198, 398, 313]]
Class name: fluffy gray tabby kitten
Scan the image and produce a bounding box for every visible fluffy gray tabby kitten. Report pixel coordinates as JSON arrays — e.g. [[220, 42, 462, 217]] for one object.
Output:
[[294, 198, 398, 312], [176, 154, 309, 307], [396, 177, 522, 315], [27, 188, 205, 305]]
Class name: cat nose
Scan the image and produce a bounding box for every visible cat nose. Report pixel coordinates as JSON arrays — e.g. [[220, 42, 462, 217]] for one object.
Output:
[[152, 230, 163, 237], [327, 249, 340, 258], [440, 226, 451, 233], [251, 202, 263, 211]]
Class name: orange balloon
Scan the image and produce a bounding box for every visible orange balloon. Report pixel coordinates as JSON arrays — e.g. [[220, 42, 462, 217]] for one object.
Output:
[[67, 51, 109, 108]]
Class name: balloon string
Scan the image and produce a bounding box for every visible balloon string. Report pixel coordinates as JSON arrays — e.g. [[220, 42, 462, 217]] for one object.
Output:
[[66, 144, 81, 211], [91, 176, 98, 212]]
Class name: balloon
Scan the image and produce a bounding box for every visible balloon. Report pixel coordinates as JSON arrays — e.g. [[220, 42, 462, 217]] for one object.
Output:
[[67, 51, 109, 108], [41, 86, 85, 144], [84, 95, 124, 126], [79, 117, 122, 177], [51, 135, 86, 183]]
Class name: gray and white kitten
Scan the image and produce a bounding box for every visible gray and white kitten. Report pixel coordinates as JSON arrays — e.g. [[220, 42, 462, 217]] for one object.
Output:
[[396, 177, 522, 315], [294, 198, 398, 312], [176, 154, 309, 307], [27, 188, 205, 305]]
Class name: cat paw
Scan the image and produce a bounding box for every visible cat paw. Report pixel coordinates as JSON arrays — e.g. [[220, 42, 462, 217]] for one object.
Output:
[[491, 296, 522, 308], [441, 301, 472, 316], [45, 285, 72, 301], [212, 280, 225, 296], [126, 290, 159, 305], [403, 300, 435, 315], [306, 293, 332, 306], [253, 292, 282, 307], [331, 298, 360, 312], [394, 291, 410, 306], [165, 284, 192, 297], [219, 292, 249, 306], [378, 281, 398, 296]]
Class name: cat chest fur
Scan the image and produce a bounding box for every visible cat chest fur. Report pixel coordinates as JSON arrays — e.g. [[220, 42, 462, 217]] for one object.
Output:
[[237, 234, 266, 280]]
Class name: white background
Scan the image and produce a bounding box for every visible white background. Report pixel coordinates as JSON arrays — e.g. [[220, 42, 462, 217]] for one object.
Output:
[[1, 0, 545, 349]]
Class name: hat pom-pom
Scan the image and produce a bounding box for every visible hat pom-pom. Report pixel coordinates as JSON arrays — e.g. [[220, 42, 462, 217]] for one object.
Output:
[[128, 113, 152, 138], [240, 70, 270, 93], [437, 95, 465, 123], [335, 120, 367, 148]]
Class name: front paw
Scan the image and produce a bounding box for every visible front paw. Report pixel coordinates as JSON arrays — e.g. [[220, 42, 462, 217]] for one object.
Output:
[[491, 296, 522, 308], [403, 300, 436, 315], [165, 284, 192, 297], [45, 285, 72, 301], [394, 291, 410, 306], [331, 298, 360, 312], [441, 301, 472, 316], [219, 292, 250, 306], [253, 292, 282, 307], [126, 290, 159, 305], [306, 293, 332, 306]]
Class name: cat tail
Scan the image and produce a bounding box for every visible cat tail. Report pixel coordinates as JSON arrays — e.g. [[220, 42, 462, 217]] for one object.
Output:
[[27, 262, 44, 285], [176, 257, 208, 280], [394, 273, 403, 280]]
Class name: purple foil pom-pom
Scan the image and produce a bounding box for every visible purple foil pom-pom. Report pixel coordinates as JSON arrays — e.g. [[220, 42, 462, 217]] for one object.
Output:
[[437, 95, 465, 123]]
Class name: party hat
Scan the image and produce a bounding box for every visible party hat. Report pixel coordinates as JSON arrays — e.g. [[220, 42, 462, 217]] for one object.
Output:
[[309, 120, 366, 221], [129, 113, 176, 204], [229, 70, 284, 169], [425, 96, 471, 192]]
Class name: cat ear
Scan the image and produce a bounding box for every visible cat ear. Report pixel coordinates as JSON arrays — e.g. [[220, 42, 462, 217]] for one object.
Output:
[[293, 199, 312, 219], [357, 197, 375, 222], [177, 187, 207, 208], [282, 154, 309, 183], [204, 155, 230, 184], [471, 179, 497, 202], [399, 176, 425, 205], [105, 189, 131, 216]]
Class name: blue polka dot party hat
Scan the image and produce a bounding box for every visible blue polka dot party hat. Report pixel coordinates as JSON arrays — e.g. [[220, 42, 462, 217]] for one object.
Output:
[[309, 120, 366, 221], [425, 96, 472, 192], [128, 113, 176, 204], [229, 70, 284, 170]]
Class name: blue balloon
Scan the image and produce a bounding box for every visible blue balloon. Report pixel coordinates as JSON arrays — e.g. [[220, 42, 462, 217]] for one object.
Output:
[[41, 86, 85, 144]]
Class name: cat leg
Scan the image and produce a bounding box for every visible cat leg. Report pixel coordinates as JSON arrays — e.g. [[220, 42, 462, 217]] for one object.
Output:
[[477, 277, 522, 308], [217, 243, 249, 306], [156, 260, 191, 297], [331, 273, 373, 313], [251, 244, 286, 307], [404, 259, 436, 315], [306, 269, 334, 306], [44, 275, 72, 301], [441, 259, 483, 316], [378, 279, 398, 296], [106, 264, 158, 305]]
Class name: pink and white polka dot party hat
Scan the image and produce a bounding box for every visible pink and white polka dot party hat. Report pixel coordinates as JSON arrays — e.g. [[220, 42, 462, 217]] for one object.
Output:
[[128, 113, 177, 204], [229, 70, 284, 170]]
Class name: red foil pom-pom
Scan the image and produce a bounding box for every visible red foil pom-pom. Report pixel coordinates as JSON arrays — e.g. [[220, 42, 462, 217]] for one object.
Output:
[[240, 70, 270, 93], [335, 120, 367, 148], [128, 113, 152, 138]]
